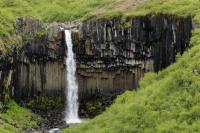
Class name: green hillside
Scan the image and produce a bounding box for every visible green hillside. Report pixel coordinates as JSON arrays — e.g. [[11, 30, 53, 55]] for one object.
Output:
[[0, 0, 125, 36], [0, 0, 127, 54], [1, 0, 199, 37]]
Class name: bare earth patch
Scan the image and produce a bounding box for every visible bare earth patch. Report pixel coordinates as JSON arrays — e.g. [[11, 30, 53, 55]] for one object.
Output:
[[94, 0, 148, 15]]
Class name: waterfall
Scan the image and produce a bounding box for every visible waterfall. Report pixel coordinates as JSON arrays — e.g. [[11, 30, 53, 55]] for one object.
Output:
[[64, 30, 81, 124]]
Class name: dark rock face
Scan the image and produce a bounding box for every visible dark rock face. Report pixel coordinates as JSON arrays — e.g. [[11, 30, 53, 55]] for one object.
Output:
[[0, 56, 13, 101], [10, 15, 192, 102], [13, 17, 66, 101], [75, 14, 192, 99]]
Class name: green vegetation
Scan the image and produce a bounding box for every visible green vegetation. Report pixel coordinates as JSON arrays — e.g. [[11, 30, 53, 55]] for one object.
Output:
[[35, 27, 47, 39], [135, 0, 200, 23], [0, 0, 122, 37], [0, 71, 41, 132], [0, 35, 22, 55], [80, 95, 114, 118], [0, 101, 42, 133], [26, 96, 63, 110], [0, 0, 124, 54], [1, 0, 200, 36]]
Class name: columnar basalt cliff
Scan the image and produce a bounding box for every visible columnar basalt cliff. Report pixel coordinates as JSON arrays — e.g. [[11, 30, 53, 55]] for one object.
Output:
[[9, 15, 192, 102], [12, 17, 66, 101], [75, 15, 192, 99]]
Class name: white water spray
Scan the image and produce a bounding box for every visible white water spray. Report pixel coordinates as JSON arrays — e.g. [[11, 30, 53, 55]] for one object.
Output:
[[64, 30, 81, 124]]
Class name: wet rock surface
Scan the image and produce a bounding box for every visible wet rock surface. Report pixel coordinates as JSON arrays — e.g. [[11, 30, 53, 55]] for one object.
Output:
[[26, 108, 68, 132], [79, 92, 116, 118], [37, 109, 67, 130]]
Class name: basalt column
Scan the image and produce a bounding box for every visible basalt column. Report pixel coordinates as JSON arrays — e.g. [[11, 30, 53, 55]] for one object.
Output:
[[12, 17, 66, 101], [75, 14, 192, 99]]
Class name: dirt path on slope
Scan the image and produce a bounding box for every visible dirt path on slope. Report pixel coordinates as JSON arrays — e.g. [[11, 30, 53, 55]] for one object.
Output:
[[94, 0, 148, 15]]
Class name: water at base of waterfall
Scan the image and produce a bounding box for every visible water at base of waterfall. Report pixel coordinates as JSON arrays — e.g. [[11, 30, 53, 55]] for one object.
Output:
[[65, 117, 81, 124], [64, 30, 81, 124], [49, 128, 60, 133]]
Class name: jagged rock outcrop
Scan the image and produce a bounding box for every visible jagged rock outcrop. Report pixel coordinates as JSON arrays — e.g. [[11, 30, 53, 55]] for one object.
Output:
[[75, 14, 192, 98], [10, 14, 192, 101]]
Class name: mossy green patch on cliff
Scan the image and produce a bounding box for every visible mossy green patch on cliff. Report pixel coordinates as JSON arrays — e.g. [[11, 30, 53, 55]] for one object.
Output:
[[26, 96, 63, 111], [121, 17, 132, 29], [63, 28, 200, 132], [35, 27, 47, 39], [0, 101, 42, 132], [0, 35, 22, 55], [21, 27, 47, 42]]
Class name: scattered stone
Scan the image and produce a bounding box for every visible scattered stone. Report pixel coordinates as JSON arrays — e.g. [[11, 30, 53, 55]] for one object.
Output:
[[0, 102, 3, 110], [193, 69, 200, 75], [48, 128, 60, 133]]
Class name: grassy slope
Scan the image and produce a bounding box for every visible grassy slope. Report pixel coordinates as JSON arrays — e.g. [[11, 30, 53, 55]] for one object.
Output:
[[0, 101, 41, 132], [63, 0, 200, 133], [0, 0, 123, 36], [1, 0, 200, 36], [0, 0, 127, 54]]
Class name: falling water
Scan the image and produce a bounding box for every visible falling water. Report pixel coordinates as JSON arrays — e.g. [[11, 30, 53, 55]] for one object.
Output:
[[64, 30, 81, 124]]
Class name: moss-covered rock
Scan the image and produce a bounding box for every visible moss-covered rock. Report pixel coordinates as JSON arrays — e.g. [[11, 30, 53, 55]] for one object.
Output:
[[26, 96, 63, 111]]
